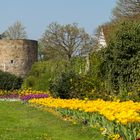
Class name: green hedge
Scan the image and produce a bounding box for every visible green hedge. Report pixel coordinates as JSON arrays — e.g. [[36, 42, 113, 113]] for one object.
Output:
[[0, 71, 23, 90]]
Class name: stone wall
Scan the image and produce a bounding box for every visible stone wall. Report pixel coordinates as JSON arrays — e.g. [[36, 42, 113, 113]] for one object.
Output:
[[0, 39, 38, 77]]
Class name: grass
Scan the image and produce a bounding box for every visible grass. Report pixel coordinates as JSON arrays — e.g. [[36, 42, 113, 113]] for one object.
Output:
[[0, 101, 104, 140]]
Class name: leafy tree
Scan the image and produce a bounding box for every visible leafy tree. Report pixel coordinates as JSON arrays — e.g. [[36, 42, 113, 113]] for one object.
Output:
[[3, 21, 27, 39], [112, 0, 140, 19], [100, 21, 140, 96], [40, 22, 93, 60]]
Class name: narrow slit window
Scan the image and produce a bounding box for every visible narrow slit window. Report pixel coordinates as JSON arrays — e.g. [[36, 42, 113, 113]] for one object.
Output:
[[11, 60, 14, 63]]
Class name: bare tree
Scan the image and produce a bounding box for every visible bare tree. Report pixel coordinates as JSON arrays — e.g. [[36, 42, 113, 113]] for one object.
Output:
[[3, 21, 27, 39], [40, 22, 93, 60], [112, 0, 140, 19]]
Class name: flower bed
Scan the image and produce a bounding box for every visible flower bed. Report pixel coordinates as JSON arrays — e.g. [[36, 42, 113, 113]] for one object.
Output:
[[20, 94, 49, 101], [0, 89, 50, 96], [0, 89, 49, 101], [0, 94, 19, 99], [29, 98, 140, 140]]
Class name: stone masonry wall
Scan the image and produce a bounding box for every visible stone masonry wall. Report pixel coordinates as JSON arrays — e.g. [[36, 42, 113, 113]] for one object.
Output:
[[0, 39, 38, 77]]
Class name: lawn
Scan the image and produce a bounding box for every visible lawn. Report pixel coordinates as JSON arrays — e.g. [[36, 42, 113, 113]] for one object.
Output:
[[0, 101, 104, 140]]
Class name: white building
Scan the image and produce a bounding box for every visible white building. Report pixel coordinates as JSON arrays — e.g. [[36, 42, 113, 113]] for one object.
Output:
[[98, 28, 107, 49]]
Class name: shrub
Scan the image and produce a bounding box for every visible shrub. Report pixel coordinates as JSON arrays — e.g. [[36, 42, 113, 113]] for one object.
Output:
[[22, 55, 88, 91], [50, 71, 98, 99], [49, 71, 77, 99], [22, 60, 68, 91], [0, 70, 23, 90]]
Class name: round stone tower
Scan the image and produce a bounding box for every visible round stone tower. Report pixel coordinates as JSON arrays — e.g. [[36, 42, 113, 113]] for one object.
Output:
[[0, 39, 38, 77]]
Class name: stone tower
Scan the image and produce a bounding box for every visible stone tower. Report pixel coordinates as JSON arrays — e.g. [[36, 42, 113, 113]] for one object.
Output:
[[0, 39, 38, 77]]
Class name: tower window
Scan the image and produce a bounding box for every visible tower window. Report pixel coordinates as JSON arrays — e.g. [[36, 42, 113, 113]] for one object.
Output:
[[11, 60, 14, 63]]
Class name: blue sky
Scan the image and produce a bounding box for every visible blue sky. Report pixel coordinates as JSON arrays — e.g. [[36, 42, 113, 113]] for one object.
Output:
[[0, 0, 116, 40]]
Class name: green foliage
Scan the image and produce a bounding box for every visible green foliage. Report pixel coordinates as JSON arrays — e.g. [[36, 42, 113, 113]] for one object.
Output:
[[50, 71, 78, 99], [70, 56, 86, 74], [23, 21, 140, 101], [100, 21, 140, 99], [22, 56, 87, 93], [48, 56, 99, 99], [22, 60, 68, 91], [89, 51, 103, 91], [0, 70, 23, 90], [50, 70, 108, 100]]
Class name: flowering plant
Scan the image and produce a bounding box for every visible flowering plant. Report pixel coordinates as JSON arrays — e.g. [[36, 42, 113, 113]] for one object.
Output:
[[20, 94, 49, 101]]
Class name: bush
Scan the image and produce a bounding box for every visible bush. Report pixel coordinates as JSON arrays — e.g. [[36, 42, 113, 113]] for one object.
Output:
[[50, 71, 99, 99], [0, 71, 23, 90], [49, 54, 113, 100], [22, 60, 67, 91], [49, 71, 77, 99], [22, 57, 86, 92]]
